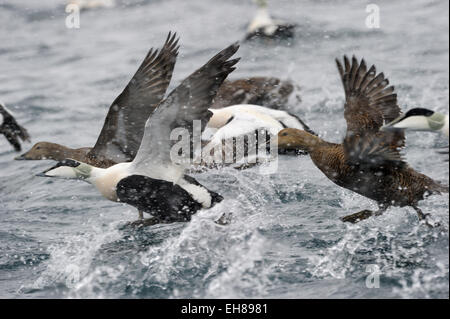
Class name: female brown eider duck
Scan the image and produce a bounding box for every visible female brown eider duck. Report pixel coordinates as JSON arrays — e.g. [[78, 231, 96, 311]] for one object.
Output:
[[277, 56, 449, 225], [15, 32, 180, 168], [0, 102, 30, 152]]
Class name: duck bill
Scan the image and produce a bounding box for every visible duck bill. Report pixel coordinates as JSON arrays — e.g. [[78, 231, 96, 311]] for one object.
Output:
[[14, 152, 28, 160], [381, 115, 406, 131], [35, 164, 60, 177]]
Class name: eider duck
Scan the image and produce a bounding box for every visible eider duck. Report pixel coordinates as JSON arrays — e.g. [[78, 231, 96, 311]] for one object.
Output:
[[200, 104, 314, 168], [246, 0, 296, 40], [277, 56, 449, 225], [37, 43, 240, 225], [212, 77, 299, 110], [0, 102, 30, 152], [382, 108, 449, 159], [16, 32, 179, 168], [205, 104, 313, 147], [68, 0, 115, 11]]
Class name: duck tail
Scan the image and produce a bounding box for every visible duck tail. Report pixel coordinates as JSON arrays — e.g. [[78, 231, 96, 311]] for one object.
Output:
[[430, 181, 449, 194]]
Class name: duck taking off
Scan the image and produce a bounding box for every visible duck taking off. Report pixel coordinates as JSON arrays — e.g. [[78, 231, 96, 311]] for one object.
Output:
[[205, 104, 313, 143], [16, 32, 179, 168], [0, 102, 30, 152], [246, 0, 296, 40], [38, 43, 240, 226], [200, 104, 314, 168], [277, 56, 448, 225]]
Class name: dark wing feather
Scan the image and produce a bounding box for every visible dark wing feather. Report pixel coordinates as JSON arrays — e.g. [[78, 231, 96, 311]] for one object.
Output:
[[131, 43, 240, 170], [336, 55, 406, 164], [88, 32, 179, 163], [0, 104, 30, 152], [344, 133, 407, 169], [336, 56, 404, 137]]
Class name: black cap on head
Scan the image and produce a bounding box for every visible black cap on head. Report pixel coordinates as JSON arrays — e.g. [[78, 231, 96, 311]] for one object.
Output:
[[53, 159, 81, 169], [404, 108, 435, 118]]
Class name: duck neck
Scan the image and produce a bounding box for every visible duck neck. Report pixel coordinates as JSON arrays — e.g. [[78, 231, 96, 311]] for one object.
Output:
[[85, 165, 107, 183], [48, 143, 80, 161], [302, 135, 331, 153]]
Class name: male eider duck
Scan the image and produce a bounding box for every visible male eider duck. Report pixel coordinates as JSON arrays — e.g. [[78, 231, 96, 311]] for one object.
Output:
[[212, 77, 299, 110], [16, 32, 179, 168], [277, 56, 449, 225], [382, 108, 449, 159], [246, 0, 296, 40], [0, 102, 30, 152], [205, 104, 313, 146], [200, 104, 314, 168], [38, 43, 240, 226]]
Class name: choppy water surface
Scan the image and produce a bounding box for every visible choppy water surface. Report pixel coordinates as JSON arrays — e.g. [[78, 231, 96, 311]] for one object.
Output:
[[0, 0, 448, 299]]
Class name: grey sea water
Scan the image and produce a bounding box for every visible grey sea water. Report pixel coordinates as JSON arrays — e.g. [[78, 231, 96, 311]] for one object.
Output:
[[0, 0, 448, 299]]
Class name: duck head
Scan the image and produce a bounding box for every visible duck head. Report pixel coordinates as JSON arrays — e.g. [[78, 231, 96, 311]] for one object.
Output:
[[277, 128, 321, 153], [15, 142, 67, 161], [37, 159, 93, 180], [381, 108, 446, 133]]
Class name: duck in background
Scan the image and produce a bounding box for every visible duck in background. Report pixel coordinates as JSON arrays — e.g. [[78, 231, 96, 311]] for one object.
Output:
[[37, 43, 240, 226], [277, 56, 448, 226], [382, 108, 448, 138], [200, 103, 314, 169], [0, 102, 30, 152], [15, 32, 179, 168], [382, 108, 449, 159], [212, 77, 300, 110], [246, 0, 296, 40]]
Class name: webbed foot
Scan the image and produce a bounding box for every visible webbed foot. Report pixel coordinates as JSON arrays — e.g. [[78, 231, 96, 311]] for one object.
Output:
[[128, 217, 161, 228], [414, 206, 438, 228], [340, 210, 375, 223]]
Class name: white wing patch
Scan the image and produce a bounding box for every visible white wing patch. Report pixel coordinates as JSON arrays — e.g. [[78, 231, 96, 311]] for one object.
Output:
[[179, 182, 212, 208]]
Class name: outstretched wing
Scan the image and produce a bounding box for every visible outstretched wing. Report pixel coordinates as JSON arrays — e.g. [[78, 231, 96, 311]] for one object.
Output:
[[131, 43, 240, 176], [336, 55, 405, 165], [343, 133, 407, 169], [0, 103, 30, 152], [88, 32, 179, 163]]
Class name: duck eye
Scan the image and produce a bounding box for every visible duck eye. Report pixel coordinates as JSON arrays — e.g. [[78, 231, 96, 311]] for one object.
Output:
[[36, 146, 41, 150], [281, 132, 288, 136]]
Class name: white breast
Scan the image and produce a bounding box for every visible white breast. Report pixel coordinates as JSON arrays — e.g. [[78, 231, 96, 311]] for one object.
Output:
[[89, 162, 131, 201]]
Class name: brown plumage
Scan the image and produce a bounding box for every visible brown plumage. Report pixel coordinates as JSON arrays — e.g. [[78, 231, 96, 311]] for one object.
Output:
[[278, 56, 448, 224], [0, 103, 30, 152], [211, 77, 298, 110], [15, 32, 179, 168]]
